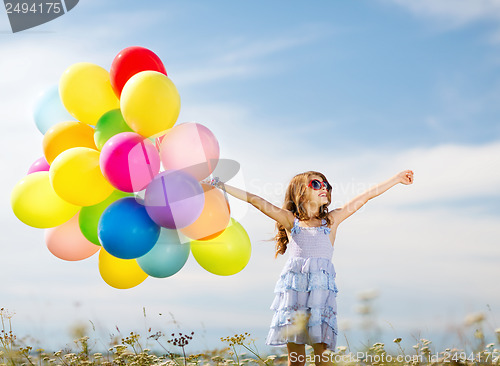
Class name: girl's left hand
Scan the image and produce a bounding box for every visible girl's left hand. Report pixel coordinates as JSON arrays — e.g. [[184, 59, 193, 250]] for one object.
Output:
[[397, 170, 414, 185]]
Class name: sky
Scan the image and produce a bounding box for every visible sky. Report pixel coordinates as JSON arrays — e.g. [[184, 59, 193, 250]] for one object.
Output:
[[1, 0, 499, 355]]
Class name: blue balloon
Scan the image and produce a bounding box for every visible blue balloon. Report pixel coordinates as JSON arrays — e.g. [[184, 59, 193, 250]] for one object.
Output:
[[137, 229, 190, 278], [98, 197, 160, 259], [33, 85, 75, 134]]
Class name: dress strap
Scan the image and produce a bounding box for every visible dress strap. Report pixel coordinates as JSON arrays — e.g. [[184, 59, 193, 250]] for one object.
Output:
[[291, 217, 301, 234], [321, 219, 331, 234]]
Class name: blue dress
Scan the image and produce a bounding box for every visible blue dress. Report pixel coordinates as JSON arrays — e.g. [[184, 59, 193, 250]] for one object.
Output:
[[265, 217, 338, 351]]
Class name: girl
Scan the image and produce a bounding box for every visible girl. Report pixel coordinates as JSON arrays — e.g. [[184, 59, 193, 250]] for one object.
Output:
[[209, 169, 414, 366]]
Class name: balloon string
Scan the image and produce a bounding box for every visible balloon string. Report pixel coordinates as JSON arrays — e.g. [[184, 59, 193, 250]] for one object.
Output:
[[160, 175, 168, 205], [140, 140, 155, 181]]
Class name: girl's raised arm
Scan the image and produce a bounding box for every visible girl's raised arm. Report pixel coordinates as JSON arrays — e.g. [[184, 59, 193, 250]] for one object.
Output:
[[330, 170, 414, 225], [214, 181, 295, 230]]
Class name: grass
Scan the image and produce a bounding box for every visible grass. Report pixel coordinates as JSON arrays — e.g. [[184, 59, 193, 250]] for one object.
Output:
[[1, 307, 499, 366]]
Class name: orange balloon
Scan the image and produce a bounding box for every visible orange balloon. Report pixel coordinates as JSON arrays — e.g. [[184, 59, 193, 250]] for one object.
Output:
[[45, 214, 99, 261], [180, 184, 230, 240], [43, 121, 96, 164]]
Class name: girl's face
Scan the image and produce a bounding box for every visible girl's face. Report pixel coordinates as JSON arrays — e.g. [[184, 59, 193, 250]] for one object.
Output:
[[304, 175, 330, 206]]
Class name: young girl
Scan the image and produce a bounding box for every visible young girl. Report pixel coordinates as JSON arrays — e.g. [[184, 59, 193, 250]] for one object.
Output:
[[209, 169, 414, 365]]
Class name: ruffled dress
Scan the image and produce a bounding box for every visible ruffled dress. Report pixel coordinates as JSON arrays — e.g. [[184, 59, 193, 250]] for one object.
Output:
[[265, 217, 338, 351]]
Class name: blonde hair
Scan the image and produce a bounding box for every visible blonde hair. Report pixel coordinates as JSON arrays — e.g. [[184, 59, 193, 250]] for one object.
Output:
[[274, 171, 332, 258]]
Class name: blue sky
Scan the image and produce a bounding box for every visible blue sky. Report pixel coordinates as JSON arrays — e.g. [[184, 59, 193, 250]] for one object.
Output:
[[1, 0, 499, 354]]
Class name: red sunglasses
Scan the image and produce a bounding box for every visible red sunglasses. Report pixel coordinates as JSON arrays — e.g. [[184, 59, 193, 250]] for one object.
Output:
[[308, 179, 332, 191]]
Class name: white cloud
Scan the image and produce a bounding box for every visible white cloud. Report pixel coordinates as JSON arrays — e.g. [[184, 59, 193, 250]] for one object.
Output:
[[173, 24, 333, 87], [386, 0, 500, 28], [215, 29, 327, 65], [174, 64, 259, 87], [337, 141, 500, 206]]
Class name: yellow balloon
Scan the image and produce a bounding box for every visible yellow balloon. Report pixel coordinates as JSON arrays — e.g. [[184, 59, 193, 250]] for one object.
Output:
[[11, 171, 80, 228], [50, 147, 114, 206], [120, 71, 180, 138], [98, 249, 148, 289], [59, 62, 119, 126], [190, 218, 251, 276]]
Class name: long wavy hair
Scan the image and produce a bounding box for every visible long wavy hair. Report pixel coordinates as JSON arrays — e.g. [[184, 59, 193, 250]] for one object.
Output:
[[274, 171, 332, 258]]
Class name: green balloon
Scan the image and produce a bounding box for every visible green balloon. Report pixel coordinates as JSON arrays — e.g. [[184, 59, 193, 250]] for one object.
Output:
[[94, 109, 133, 150], [79, 190, 133, 245]]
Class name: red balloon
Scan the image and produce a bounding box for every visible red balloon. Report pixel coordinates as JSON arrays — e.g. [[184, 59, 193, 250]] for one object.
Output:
[[110, 46, 167, 97]]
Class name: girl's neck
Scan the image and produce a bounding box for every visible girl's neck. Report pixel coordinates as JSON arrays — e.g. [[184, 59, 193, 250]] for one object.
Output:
[[302, 202, 321, 220]]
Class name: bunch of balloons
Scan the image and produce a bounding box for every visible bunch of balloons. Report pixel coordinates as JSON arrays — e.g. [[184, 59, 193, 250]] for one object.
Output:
[[11, 46, 251, 289]]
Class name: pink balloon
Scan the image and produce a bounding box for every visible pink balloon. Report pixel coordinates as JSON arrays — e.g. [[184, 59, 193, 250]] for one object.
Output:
[[28, 156, 50, 174], [45, 214, 99, 261], [159, 122, 219, 181], [100, 132, 161, 192]]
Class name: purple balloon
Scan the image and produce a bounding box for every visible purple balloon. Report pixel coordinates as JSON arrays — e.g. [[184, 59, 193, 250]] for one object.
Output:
[[144, 170, 204, 229], [28, 156, 50, 174]]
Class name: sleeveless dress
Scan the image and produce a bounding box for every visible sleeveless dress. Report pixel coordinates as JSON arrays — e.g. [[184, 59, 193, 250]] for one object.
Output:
[[265, 217, 338, 351]]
